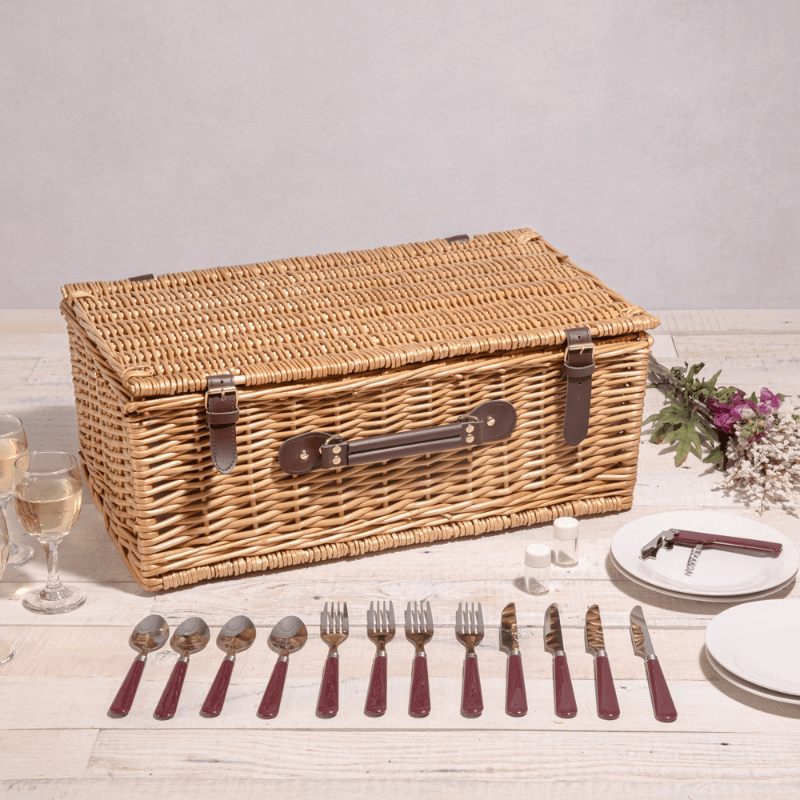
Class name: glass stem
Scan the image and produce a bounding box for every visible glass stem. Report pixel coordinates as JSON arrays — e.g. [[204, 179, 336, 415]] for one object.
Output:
[[43, 539, 65, 594]]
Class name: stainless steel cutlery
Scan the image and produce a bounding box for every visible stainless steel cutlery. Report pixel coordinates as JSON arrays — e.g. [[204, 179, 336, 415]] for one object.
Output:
[[317, 602, 349, 718], [630, 604, 678, 722], [404, 601, 434, 717], [585, 604, 620, 720], [365, 600, 395, 716], [456, 602, 484, 716], [544, 603, 578, 718], [499, 602, 528, 717]]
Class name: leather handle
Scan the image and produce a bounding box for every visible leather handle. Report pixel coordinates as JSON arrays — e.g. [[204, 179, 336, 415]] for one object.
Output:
[[646, 658, 678, 722], [553, 654, 578, 718], [108, 657, 146, 718], [279, 400, 516, 475], [201, 657, 235, 718], [154, 659, 188, 721], [505, 653, 528, 717], [409, 654, 431, 718], [257, 658, 288, 719], [365, 655, 388, 716], [461, 655, 483, 716], [317, 655, 339, 718], [594, 654, 620, 720]]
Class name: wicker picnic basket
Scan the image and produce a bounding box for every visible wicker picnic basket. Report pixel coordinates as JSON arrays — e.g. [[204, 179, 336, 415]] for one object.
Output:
[[60, 228, 659, 591]]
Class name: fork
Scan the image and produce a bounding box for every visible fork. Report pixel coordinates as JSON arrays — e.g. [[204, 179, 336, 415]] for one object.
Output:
[[365, 600, 395, 716], [455, 602, 484, 716], [317, 602, 349, 718], [404, 601, 434, 717]]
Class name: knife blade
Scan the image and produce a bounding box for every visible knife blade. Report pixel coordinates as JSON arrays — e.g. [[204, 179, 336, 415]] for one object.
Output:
[[585, 604, 620, 720], [630, 605, 677, 722], [543, 603, 577, 718], [499, 602, 528, 717]]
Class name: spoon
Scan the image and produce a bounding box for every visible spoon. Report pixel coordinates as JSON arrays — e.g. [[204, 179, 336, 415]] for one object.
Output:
[[154, 616, 211, 721], [108, 614, 169, 718], [257, 615, 308, 719], [200, 615, 257, 717]]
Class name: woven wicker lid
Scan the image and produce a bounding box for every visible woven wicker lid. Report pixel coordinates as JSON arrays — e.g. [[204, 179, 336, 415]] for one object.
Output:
[[60, 228, 659, 399]]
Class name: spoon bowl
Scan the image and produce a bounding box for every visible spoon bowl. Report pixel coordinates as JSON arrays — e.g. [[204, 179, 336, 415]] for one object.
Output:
[[154, 616, 210, 720], [108, 614, 169, 718], [258, 616, 308, 719], [201, 615, 257, 717]]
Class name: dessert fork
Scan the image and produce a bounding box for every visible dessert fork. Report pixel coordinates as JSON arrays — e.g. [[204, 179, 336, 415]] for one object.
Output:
[[404, 601, 433, 717], [365, 600, 395, 716], [317, 601, 349, 718], [455, 602, 484, 716]]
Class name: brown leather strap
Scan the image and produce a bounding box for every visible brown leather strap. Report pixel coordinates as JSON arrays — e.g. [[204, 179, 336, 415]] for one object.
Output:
[[562, 328, 594, 447], [205, 374, 239, 474]]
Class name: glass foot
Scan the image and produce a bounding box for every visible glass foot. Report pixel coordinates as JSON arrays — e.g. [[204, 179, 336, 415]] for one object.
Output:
[[6, 541, 34, 569], [0, 640, 15, 665], [22, 584, 86, 615]]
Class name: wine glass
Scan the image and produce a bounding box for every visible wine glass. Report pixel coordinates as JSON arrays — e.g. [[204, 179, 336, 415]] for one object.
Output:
[[13, 451, 86, 614], [0, 415, 34, 568], [0, 508, 16, 663]]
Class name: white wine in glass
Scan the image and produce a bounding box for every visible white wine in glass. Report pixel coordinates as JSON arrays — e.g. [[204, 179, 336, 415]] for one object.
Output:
[[0, 508, 16, 663], [0, 414, 34, 568], [13, 451, 86, 614]]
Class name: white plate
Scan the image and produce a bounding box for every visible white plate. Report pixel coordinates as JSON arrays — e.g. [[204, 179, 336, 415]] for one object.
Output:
[[610, 510, 798, 597], [705, 647, 800, 706], [610, 551, 797, 603], [705, 599, 800, 695]]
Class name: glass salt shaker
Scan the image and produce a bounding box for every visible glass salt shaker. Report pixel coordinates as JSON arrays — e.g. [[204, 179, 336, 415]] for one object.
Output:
[[524, 543, 551, 595], [553, 516, 579, 567]]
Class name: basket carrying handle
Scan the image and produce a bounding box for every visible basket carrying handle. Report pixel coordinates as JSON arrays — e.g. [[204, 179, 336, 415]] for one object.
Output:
[[278, 400, 516, 476]]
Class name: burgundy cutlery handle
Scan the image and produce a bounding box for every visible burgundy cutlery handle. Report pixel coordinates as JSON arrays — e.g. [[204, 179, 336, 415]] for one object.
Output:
[[201, 657, 235, 718], [553, 654, 577, 718], [409, 654, 431, 717], [109, 656, 146, 717], [594, 654, 620, 720], [505, 653, 528, 717], [461, 655, 483, 716], [258, 658, 288, 719], [154, 659, 188, 720], [674, 529, 782, 555], [365, 655, 388, 716], [646, 658, 677, 722], [317, 655, 339, 718]]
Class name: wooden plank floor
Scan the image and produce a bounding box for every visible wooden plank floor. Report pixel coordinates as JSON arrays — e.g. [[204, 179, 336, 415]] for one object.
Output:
[[1, 309, 799, 799]]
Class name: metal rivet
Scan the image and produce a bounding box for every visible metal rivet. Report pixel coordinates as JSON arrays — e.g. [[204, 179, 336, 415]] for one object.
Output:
[[333, 445, 342, 454], [466, 435, 475, 444], [487, 416, 496, 427], [299, 450, 309, 461], [466, 424, 474, 433], [332, 456, 341, 466]]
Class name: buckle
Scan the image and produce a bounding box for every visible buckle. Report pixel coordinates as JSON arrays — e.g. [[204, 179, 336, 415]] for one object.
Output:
[[205, 384, 238, 411], [564, 341, 594, 366]]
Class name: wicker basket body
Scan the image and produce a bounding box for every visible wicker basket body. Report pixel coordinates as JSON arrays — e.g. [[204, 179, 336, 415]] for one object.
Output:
[[61, 228, 658, 591]]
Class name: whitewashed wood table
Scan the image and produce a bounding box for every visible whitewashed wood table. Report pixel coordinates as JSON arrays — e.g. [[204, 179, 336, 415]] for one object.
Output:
[[1, 309, 799, 799]]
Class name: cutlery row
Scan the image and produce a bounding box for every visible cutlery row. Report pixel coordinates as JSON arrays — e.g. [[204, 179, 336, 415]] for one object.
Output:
[[108, 601, 677, 722]]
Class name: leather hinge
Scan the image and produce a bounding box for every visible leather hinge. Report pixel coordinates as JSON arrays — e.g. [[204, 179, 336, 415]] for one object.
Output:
[[561, 328, 595, 447], [205, 373, 239, 474]]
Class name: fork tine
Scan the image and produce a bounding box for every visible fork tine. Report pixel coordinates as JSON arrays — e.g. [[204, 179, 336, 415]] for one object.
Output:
[[388, 601, 395, 631], [477, 602, 484, 632], [425, 601, 433, 632], [343, 602, 349, 634], [405, 602, 412, 632], [457, 602, 463, 634], [321, 601, 328, 633], [334, 602, 340, 634], [368, 600, 374, 632]]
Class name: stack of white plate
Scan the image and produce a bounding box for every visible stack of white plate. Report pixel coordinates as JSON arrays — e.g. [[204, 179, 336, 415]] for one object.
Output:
[[610, 510, 798, 603], [705, 600, 800, 704]]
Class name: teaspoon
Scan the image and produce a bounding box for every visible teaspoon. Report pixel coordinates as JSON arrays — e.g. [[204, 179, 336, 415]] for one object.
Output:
[[154, 616, 210, 720], [108, 614, 169, 718], [201, 615, 257, 717], [257, 616, 308, 719]]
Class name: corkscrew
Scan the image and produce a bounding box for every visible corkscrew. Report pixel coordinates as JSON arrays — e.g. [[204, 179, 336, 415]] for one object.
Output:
[[641, 528, 783, 578]]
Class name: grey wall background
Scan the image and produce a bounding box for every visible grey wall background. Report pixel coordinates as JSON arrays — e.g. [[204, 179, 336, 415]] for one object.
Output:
[[2, 1, 798, 310]]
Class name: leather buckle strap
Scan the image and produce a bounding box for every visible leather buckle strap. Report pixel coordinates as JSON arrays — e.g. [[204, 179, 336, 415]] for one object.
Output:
[[562, 328, 595, 447], [205, 374, 239, 474]]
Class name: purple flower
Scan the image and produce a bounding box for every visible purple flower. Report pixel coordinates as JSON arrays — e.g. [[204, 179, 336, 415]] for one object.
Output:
[[756, 387, 782, 415]]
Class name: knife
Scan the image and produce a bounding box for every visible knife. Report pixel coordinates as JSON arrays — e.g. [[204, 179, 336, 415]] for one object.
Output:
[[544, 603, 578, 718], [630, 605, 677, 723], [640, 528, 782, 560], [499, 602, 528, 717], [585, 604, 620, 720]]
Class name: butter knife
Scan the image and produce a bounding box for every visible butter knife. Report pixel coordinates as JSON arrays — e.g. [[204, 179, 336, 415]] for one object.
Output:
[[585, 604, 620, 720], [499, 602, 528, 717], [544, 603, 577, 718], [630, 605, 677, 722]]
